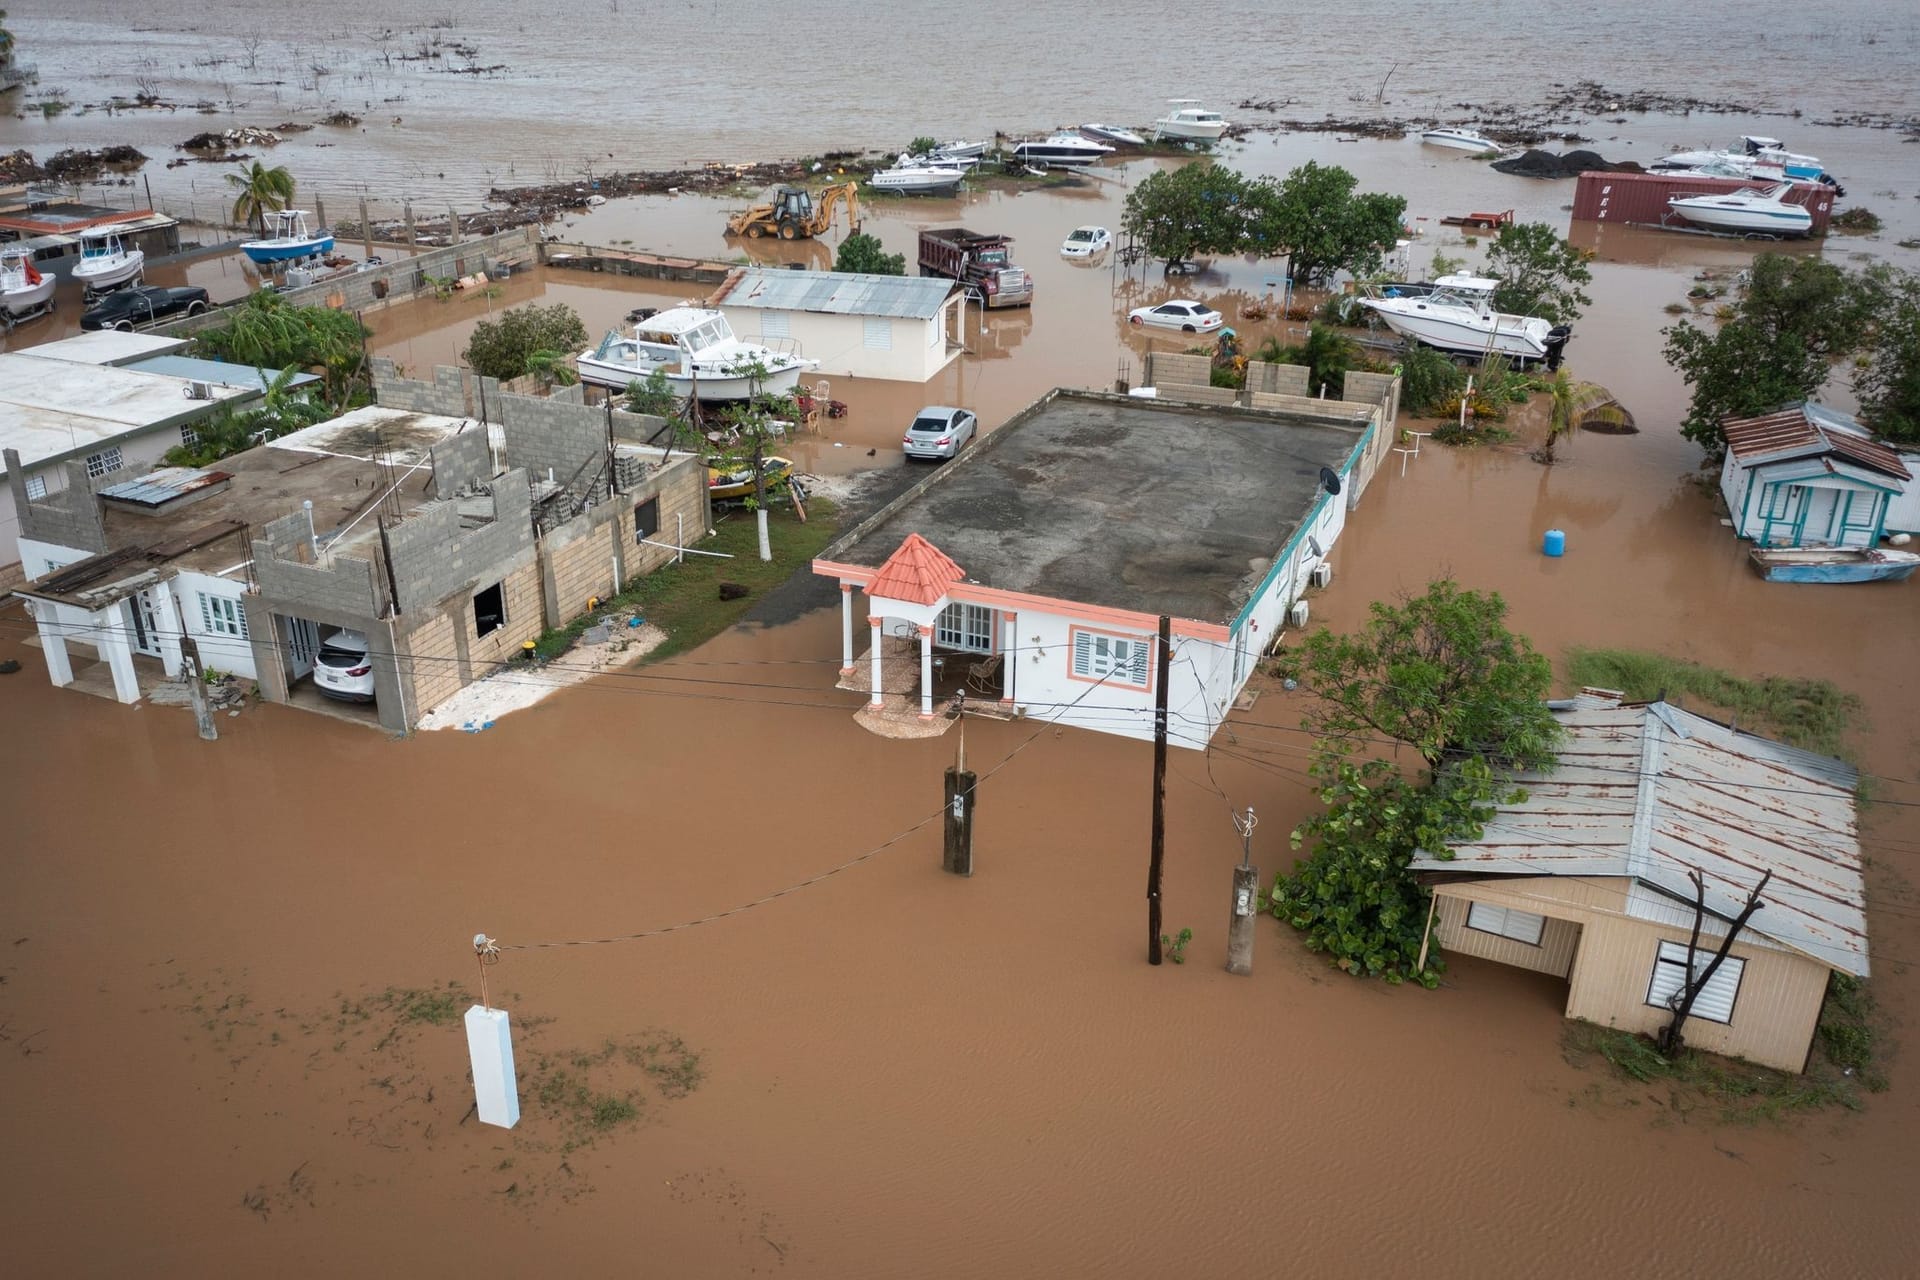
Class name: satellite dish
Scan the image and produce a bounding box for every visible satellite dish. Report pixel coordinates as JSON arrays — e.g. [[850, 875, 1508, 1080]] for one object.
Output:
[[1318, 466, 1342, 496]]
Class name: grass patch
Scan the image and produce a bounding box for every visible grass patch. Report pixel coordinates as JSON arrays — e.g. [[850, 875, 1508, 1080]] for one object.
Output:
[[523, 1029, 707, 1151], [625, 1032, 705, 1098], [380, 982, 470, 1026], [1431, 420, 1514, 447], [1563, 647, 1861, 758]]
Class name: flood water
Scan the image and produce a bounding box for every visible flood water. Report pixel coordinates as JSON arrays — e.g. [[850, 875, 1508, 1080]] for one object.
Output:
[[7, 7, 1920, 1276]]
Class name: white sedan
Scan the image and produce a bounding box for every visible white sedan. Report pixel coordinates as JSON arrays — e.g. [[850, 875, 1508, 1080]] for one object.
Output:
[[1061, 225, 1112, 258], [1127, 299, 1224, 332]]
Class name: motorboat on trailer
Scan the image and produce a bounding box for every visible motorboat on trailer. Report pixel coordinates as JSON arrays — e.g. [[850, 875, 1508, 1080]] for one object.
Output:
[[576, 306, 816, 400], [870, 159, 967, 195], [1011, 133, 1115, 167], [240, 210, 335, 264], [1151, 100, 1228, 142], [1081, 122, 1147, 146], [1666, 183, 1813, 237], [1359, 278, 1571, 366], [1421, 126, 1502, 153], [1, 247, 55, 322], [70, 229, 144, 293]]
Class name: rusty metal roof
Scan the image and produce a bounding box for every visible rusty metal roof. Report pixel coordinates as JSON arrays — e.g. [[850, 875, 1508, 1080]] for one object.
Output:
[[98, 466, 232, 508], [1721, 404, 1911, 481], [1412, 699, 1868, 976]]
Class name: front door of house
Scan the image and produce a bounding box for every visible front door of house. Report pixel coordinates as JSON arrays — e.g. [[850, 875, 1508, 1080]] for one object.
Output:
[[126, 590, 163, 658], [285, 616, 320, 681]]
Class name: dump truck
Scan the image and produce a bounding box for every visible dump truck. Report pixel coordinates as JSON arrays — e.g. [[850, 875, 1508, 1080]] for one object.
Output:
[[916, 228, 1034, 309], [724, 182, 860, 240]]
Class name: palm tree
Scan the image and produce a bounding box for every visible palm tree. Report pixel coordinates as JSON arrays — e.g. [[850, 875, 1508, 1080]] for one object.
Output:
[[227, 160, 296, 235]]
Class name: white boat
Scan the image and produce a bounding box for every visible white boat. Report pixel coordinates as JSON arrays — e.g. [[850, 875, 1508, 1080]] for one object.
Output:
[[1422, 127, 1502, 153], [1653, 156, 1789, 184], [1667, 183, 1813, 237], [70, 230, 144, 293], [1151, 100, 1228, 142], [1011, 133, 1115, 167], [1, 247, 55, 320], [871, 161, 967, 195], [1360, 280, 1572, 366], [899, 148, 979, 171], [935, 140, 987, 160], [1081, 122, 1147, 146], [240, 210, 336, 264], [576, 306, 817, 400]]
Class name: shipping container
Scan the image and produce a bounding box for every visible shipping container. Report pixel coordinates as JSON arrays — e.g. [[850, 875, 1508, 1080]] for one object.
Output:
[[1570, 171, 1834, 235]]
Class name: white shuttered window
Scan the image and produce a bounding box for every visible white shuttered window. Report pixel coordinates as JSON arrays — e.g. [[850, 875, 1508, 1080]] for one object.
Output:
[[1646, 941, 1745, 1024], [1071, 629, 1150, 690], [199, 592, 250, 640], [760, 310, 790, 339], [862, 316, 892, 350], [1465, 902, 1546, 946]]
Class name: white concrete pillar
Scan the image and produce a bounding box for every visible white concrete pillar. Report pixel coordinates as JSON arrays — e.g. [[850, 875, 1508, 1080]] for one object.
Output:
[[918, 624, 934, 720], [868, 616, 885, 707], [1001, 611, 1018, 707], [464, 1005, 520, 1129], [37, 611, 74, 687], [839, 584, 856, 675], [153, 587, 185, 678], [98, 610, 140, 704]]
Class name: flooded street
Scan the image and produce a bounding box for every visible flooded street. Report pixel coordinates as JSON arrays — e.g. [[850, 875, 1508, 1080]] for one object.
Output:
[[7, 5, 1920, 1274]]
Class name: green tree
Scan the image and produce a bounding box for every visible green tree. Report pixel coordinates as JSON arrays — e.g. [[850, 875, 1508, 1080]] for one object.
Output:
[[1244, 161, 1406, 287], [463, 303, 590, 381], [1663, 254, 1875, 459], [906, 136, 938, 158], [1854, 268, 1920, 444], [525, 348, 579, 389], [1120, 162, 1251, 269], [1277, 579, 1561, 770], [1396, 343, 1467, 414], [1484, 222, 1592, 324], [226, 160, 296, 235], [834, 231, 906, 276], [163, 367, 330, 466], [192, 290, 370, 407]]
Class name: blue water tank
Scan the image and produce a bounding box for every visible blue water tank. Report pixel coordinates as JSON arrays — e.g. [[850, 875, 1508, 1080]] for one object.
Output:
[[1543, 529, 1567, 557]]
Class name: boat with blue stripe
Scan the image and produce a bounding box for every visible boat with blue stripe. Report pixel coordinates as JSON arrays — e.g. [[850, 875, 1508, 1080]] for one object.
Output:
[[241, 210, 335, 265]]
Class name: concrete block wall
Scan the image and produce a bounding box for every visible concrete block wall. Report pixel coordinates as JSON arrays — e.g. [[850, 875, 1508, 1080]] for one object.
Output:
[[611, 410, 671, 445], [500, 393, 612, 496], [1144, 351, 1213, 389], [536, 452, 708, 628], [252, 535, 386, 618], [383, 470, 535, 614], [370, 359, 504, 419], [6, 454, 109, 556], [1154, 383, 1238, 407], [430, 428, 495, 499], [1343, 370, 1400, 429], [396, 555, 544, 719], [1247, 362, 1310, 398]]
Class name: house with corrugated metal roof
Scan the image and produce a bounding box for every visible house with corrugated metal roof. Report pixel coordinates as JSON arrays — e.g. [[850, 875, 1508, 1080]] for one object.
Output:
[[714, 267, 965, 383], [1410, 692, 1869, 1073], [1719, 401, 1916, 546]]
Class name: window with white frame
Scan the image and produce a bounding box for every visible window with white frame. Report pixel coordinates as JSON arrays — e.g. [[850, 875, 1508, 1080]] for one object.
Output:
[[25, 474, 47, 500], [85, 446, 124, 479], [180, 424, 202, 448], [936, 603, 993, 654], [1646, 940, 1745, 1024], [199, 592, 250, 640], [1466, 901, 1546, 946], [1071, 627, 1151, 690]]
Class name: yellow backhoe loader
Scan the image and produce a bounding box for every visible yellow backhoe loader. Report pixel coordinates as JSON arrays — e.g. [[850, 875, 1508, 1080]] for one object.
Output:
[[724, 181, 860, 240]]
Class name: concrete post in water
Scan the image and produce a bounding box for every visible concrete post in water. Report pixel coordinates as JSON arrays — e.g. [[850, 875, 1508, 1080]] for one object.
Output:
[[403, 200, 417, 250], [314, 196, 327, 231], [1226, 806, 1257, 975], [359, 196, 373, 258], [448, 205, 461, 245]]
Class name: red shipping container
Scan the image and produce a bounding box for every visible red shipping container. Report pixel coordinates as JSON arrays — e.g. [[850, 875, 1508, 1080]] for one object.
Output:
[[1570, 171, 1833, 234]]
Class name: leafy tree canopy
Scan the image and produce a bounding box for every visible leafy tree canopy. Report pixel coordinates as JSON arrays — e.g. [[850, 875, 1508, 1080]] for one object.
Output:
[[1853, 267, 1920, 444], [1484, 221, 1593, 324], [464, 303, 589, 382], [1245, 161, 1406, 287], [227, 160, 296, 235], [1120, 162, 1252, 268], [192, 290, 369, 407], [834, 231, 905, 276]]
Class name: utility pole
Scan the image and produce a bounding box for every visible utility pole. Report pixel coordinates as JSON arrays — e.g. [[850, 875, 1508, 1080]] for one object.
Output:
[[1147, 615, 1172, 964], [180, 637, 217, 742], [943, 696, 976, 876], [1226, 806, 1258, 976], [1659, 868, 1772, 1056]]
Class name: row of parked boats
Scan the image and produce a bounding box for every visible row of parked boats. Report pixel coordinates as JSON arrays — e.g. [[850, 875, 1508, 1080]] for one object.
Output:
[[868, 102, 1232, 194]]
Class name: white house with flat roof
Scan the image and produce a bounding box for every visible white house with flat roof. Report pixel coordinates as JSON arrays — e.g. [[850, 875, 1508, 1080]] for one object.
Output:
[[715, 267, 965, 383]]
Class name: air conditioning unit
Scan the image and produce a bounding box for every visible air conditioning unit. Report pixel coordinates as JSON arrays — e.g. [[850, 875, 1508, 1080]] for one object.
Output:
[[1310, 562, 1334, 589], [182, 380, 215, 401], [1288, 599, 1311, 629]]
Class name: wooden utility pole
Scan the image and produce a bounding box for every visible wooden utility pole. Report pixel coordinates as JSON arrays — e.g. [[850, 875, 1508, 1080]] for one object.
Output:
[[1147, 615, 1172, 965], [1659, 868, 1772, 1056], [359, 196, 374, 259], [1226, 806, 1258, 976], [943, 701, 976, 876]]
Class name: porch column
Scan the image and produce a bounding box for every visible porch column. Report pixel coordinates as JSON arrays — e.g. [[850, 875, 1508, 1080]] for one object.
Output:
[[153, 586, 185, 679], [99, 609, 141, 704], [37, 609, 74, 687], [1001, 611, 1018, 707], [918, 624, 935, 720], [868, 616, 885, 707], [839, 584, 856, 675]]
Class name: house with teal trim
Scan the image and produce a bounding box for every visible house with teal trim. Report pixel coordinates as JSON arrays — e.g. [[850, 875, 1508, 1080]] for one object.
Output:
[[1719, 403, 1914, 549], [812, 386, 1392, 746]]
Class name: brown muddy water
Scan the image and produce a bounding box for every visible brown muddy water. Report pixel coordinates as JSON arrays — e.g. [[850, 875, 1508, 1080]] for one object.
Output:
[[6, 27, 1920, 1277]]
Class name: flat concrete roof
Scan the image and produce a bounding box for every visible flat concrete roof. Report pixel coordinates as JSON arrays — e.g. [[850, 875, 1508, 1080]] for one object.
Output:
[[823, 391, 1365, 625], [127, 355, 323, 394], [27, 330, 191, 367], [271, 405, 472, 468], [0, 352, 256, 473]]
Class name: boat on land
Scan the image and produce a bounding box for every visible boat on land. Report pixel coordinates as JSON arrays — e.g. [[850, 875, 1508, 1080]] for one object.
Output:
[[933, 140, 987, 159], [1749, 546, 1920, 584], [1011, 133, 1115, 167], [870, 160, 967, 195], [1666, 183, 1813, 237], [1081, 123, 1147, 146], [577, 306, 816, 400], [1652, 135, 1841, 190], [240, 210, 335, 264], [1, 247, 55, 321], [1422, 127, 1502, 153], [1359, 278, 1571, 366], [708, 455, 794, 503], [70, 230, 144, 293], [1151, 99, 1228, 142]]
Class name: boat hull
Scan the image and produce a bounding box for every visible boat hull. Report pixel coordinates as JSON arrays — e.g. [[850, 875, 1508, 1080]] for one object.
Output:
[[1012, 146, 1110, 167], [1422, 130, 1499, 152], [241, 234, 336, 264], [577, 356, 810, 401], [1152, 121, 1226, 142], [871, 170, 965, 195], [1360, 298, 1570, 364], [3, 276, 55, 315], [1081, 123, 1146, 146], [1749, 548, 1920, 583], [73, 250, 144, 289], [1666, 199, 1811, 237]]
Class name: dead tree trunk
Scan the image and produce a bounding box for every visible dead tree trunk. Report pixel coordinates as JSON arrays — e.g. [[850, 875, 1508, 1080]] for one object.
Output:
[[1658, 868, 1772, 1057]]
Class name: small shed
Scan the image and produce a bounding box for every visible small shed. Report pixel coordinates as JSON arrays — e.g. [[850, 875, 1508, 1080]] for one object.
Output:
[[715, 267, 965, 383], [1719, 402, 1914, 547], [1411, 695, 1869, 1073]]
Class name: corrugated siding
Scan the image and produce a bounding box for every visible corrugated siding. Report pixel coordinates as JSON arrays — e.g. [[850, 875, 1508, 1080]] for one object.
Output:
[[1571, 172, 1834, 232], [1435, 889, 1581, 978]]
